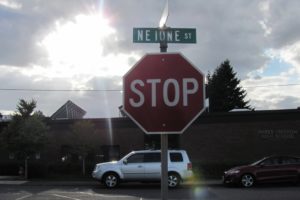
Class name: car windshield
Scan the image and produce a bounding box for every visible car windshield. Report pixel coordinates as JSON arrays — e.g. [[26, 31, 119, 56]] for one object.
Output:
[[250, 157, 267, 166], [120, 152, 136, 161]]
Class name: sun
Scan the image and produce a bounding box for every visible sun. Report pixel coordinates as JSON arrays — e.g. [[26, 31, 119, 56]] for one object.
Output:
[[43, 14, 115, 68], [38, 13, 136, 84]]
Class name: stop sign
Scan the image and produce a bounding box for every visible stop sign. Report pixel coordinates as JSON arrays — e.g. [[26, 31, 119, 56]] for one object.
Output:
[[123, 53, 205, 134]]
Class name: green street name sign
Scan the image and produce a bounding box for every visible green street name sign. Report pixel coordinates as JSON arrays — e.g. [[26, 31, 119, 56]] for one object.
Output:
[[133, 28, 196, 43]]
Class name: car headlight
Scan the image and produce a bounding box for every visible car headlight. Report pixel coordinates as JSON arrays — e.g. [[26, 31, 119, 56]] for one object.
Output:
[[226, 169, 240, 175]]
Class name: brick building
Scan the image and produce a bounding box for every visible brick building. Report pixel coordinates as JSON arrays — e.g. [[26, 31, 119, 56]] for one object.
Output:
[[0, 108, 299, 177], [46, 108, 300, 166]]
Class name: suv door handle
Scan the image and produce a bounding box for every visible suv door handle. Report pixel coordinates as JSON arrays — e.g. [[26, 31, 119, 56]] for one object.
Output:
[[138, 165, 143, 168]]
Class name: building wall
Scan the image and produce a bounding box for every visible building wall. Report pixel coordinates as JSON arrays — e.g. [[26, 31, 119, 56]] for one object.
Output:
[[181, 110, 300, 165], [45, 119, 145, 162], [0, 109, 299, 176]]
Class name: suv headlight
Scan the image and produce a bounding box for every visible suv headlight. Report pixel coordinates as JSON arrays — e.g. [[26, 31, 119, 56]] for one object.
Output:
[[94, 165, 101, 171]]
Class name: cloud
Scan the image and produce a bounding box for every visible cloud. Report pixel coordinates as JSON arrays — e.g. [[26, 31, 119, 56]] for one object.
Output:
[[0, 0, 104, 66], [117, 0, 269, 77], [263, 0, 300, 48], [1, 0, 300, 117], [105, 0, 269, 78], [1, 0, 270, 74], [0, 0, 22, 10], [0, 65, 124, 117], [250, 94, 300, 110], [242, 75, 300, 110]]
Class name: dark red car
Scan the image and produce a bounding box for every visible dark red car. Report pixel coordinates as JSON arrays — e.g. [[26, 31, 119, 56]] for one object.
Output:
[[223, 155, 300, 187]]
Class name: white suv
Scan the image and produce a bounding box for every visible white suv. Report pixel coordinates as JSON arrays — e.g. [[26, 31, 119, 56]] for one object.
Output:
[[92, 150, 193, 188]]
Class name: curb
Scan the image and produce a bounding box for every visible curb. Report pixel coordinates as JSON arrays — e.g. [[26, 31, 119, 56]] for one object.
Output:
[[0, 176, 23, 181], [0, 179, 222, 187]]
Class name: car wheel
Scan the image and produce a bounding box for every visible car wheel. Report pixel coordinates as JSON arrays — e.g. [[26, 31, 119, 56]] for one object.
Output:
[[241, 174, 255, 188], [168, 173, 181, 188], [103, 173, 119, 188]]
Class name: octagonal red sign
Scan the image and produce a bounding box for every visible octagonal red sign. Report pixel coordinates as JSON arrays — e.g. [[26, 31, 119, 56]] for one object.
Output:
[[123, 53, 205, 134]]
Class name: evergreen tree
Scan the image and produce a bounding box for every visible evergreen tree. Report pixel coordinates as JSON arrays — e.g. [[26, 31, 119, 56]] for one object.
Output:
[[206, 60, 250, 112], [0, 99, 48, 179]]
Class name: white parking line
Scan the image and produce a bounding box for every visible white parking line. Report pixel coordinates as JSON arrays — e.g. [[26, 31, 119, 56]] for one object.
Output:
[[15, 194, 32, 200], [52, 194, 81, 200], [79, 191, 132, 198]]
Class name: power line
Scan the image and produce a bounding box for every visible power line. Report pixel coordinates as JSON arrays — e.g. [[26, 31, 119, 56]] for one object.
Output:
[[0, 88, 122, 92], [0, 83, 300, 92], [243, 83, 300, 88]]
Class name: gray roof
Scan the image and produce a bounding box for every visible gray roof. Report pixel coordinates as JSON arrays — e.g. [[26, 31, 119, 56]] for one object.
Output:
[[51, 100, 86, 120]]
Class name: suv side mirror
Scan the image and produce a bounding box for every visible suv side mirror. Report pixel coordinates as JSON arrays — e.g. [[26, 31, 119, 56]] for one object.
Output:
[[123, 159, 128, 165]]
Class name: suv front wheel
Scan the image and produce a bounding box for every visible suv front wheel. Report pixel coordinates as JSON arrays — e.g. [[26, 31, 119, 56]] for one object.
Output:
[[168, 173, 181, 188]]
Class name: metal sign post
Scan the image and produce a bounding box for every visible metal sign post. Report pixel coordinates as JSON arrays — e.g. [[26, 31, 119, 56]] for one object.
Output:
[[161, 134, 168, 200], [160, 36, 168, 200], [160, 4, 169, 197]]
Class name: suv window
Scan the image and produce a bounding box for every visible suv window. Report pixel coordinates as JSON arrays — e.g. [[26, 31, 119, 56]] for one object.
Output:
[[170, 153, 183, 162], [144, 153, 161, 163], [127, 153, 144, 163]]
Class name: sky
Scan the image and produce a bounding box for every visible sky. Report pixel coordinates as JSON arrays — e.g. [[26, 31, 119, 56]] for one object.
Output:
[[0, 0, 300, 118]]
